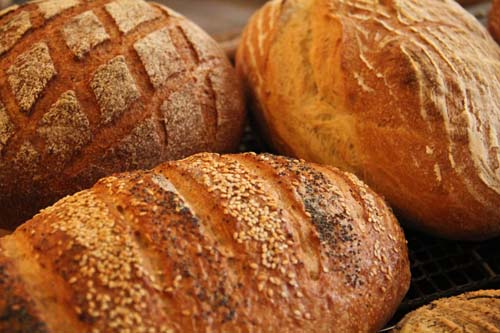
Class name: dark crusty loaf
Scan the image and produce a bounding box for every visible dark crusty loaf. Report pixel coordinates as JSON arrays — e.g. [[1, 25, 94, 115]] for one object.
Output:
[[490, 0, 500, 42], [0, 0, 245, 229], [392, 290, 500, 333], [236, 0, 500, 240], [0, 153, 410, 333]]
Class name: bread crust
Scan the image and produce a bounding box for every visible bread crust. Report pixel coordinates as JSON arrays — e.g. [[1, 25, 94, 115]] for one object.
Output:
[[0, 153, 410, 333], [392, 290, 500, 333], [0, 0, 245, 229], [236, 0, 500, 240], [490, 0, 500, 43]]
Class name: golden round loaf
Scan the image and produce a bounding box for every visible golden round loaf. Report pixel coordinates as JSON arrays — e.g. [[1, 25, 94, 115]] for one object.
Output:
[[0, 0, 245, 228], [236, 0, 500, 240], [392, 290, 500, 333], [0, 153, 410, 333], [489, 0, 500, 43]]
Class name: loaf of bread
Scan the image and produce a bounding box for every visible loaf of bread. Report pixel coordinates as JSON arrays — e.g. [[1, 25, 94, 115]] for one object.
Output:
[[490, 0, 500, 42], [236, 0, 500, 240], [0, 152, 410, 333], [0, 0, 245, 229], [392, 290, 500, 333]]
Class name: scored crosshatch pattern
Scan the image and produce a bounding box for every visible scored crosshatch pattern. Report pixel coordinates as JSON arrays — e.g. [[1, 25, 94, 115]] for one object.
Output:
[[0, 100, 14, 153], [134, 27, 184, 89], [104, 0, 161, 34], [6, 41, 57, 113], [90, 55, 141, 125], [0, 0, 244, 228], [0, 10, 31, 55], [62, 10, 110, 59], [37, 0, 80, 20], [0, 0, 229, 156], [36, 90, 91, 169]]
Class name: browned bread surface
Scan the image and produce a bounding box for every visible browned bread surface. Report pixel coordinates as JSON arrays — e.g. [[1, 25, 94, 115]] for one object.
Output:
[[0, 0, 245, 229], [490, 0, 500, 42], [0, 152, 410, 333], [458, 0, 490, 6], [236, 0, 500, 240], [392, 290, 500, 333]]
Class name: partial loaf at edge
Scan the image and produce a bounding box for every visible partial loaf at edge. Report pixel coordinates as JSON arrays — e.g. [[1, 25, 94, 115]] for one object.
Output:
[[489, 0, 500, 43], [236, 0, 500, 240], [0, 153, 410, 333], [392, 290, 500, 333], [0, 0, 245, 228]]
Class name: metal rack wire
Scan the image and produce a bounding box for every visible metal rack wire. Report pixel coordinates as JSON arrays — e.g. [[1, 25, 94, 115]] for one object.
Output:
[[390, 230, 500, 324]]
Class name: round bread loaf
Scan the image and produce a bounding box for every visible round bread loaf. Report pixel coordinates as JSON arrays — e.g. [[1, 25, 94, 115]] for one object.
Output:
[[0, 0, 245, 229], [236, 0, 500, 240], [490, 0, 500, 42], [0, 153, 410, 333], [392, 290, 500, 333]]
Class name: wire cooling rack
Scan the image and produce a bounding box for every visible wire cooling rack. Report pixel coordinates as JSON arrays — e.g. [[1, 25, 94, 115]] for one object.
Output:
[[390, 230, 500, 324]]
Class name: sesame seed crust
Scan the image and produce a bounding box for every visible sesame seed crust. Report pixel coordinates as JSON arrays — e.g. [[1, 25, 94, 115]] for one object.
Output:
[[0, 153, 409, 332]]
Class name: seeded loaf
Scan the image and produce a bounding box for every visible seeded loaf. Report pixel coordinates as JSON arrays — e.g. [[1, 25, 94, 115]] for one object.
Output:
[[236, 0, 500, 240], [0, 0, 245, 229], [0, 152, 410, 333], [392, 290, 500, 333]]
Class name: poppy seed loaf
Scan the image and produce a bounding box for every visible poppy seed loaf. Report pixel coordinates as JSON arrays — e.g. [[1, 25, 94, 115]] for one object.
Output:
[[0, 153, 410, 333]]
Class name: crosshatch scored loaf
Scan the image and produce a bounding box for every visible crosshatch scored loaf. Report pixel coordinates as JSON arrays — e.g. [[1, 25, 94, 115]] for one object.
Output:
[[0, 152, 410, 333], [236, 0, 500, 240], [0, 0, 245, 229]]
